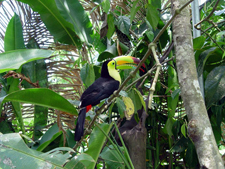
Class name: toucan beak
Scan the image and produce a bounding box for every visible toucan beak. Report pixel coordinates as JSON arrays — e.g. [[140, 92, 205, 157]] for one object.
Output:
[[114, 56, 146, 73]]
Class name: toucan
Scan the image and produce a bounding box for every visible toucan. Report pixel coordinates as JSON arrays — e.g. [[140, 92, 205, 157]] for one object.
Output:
[[75, 56, 145, 141]]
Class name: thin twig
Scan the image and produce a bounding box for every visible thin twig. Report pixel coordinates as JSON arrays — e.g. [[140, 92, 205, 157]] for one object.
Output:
[[200, 28, 224, 52], [3, 71, 40, 88], [194, 0, 220, 29]]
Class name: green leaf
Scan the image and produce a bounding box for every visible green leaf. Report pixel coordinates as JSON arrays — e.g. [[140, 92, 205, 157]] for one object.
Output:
[[170, 136, 189, 153], [133, 88, 146, 112], [22, 56, 48, 140], [85, 123, 113, 168], [66, 129, 76, 148], [165, 117, 175, 137], [216, 30, 225, 43], [171, 88, 180, 99], [100, 145, 125, 168], [0, 133, 74, 168], [146, 4, 159, 30], [101, 0, 110, 13], [128, 89, 142, 112], [65, 153, 95, 169], [35, 124, 62, 151], [0, 49, 53, 73], [106, 14, 115, 39], [181, 123, 186, 138], [145, 30, 154, 42], [197, 47, 223, 77], [55, 0, 94, 44], [80, 63, 95, 87], [150, 0, 161, 9], [4, 13, 25, 51], [205, 65, 225, 108], [3, 13, 26, 136], [17, 0, 79, 45], [116, 16, 130, 36], [98, 43, 116, 62], [116, 97, 126, 118], [193, 36, 206, 50], [0, 88, 78, 115], [172, 120, 180, 139], [130, 0, 141, 24], [185, 140, 199, 168]]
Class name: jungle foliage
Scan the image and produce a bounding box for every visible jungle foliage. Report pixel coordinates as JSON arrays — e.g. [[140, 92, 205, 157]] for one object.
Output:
[[0, 0, 224, 168]]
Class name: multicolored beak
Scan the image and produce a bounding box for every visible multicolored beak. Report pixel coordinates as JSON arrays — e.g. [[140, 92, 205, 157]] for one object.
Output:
[[113, 56, 146, 74]]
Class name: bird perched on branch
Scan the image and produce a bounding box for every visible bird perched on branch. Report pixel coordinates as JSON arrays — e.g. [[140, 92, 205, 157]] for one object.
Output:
[[75, 56, 146, 141]]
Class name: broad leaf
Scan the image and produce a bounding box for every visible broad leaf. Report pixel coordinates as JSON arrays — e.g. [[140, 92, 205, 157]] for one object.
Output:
[[205, 65, 225, 108], [17, 0, 79, 45], [165, 117, 175, 137], [128, 89, 142, 112], [22, 59, 48, 140], [116, 16, 130, 36], [145, 30, 154, 42], [98, 43, 116, 62], [170, 136, 189, 153], [150, 0, 161, 9], [55, 0, 94, 44], [122, 96, 134, 120], [133, 88, 146, 112], [130, 0, 141, 24], [0, 49, 53, 73], [4, 13, 25, 51], [0, 133, 74, 168], [116, 97, 126, 118], [65, 153, 95, 169], [197, 47, 223, 77], [80, 63, 95, 87], [22, 41, 48, 139], [101, 0, 110, 13], [193, 36, 206, 50], [100, 145, 125, 168], [185, 139, 199, 168], [35, 124, 62, 151], [3, 14, 26, 135], [85, 123, 113, 168], [181, 123, 186, 138], [146, 4, 159, 30], [0, 88, 78, 115], [107, 14, 115, 39]]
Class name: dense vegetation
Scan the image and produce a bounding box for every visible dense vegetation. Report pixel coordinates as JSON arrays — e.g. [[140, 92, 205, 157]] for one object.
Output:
[[0, 0, 224, 168]]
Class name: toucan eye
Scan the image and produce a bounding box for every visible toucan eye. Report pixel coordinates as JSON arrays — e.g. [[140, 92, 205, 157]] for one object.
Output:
[[112, 62, 115, 65]]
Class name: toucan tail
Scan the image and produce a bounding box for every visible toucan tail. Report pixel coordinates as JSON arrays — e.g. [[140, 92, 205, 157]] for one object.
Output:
[[75, 107, 86, 141]]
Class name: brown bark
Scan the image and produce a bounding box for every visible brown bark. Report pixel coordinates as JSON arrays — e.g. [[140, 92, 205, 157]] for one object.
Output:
[[122, 123, 147, 169], [172, 0, 224, 168], [116, 108, 147, 169]]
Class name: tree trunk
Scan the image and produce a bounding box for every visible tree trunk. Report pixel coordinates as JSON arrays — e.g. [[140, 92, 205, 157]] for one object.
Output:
[[122, 123, 147, 169], [172, 0, 224, 168], [116, 109, 147, 169]]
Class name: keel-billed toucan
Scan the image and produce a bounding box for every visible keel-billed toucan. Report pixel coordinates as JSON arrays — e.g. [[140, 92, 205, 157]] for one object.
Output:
[[75, 56, 145, 141]]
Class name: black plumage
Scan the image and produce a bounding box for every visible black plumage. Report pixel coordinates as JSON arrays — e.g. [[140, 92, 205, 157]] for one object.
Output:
[[75, 60, 120, 141]]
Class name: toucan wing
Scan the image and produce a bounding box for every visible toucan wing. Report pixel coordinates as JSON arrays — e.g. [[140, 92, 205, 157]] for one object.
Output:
[[80, 77, 119, 107]]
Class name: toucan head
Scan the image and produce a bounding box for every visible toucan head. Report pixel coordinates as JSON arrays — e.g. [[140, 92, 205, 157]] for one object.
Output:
[[101, 56, 146, 83]]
